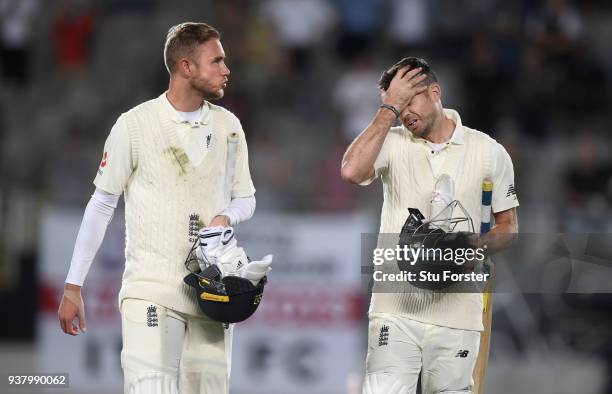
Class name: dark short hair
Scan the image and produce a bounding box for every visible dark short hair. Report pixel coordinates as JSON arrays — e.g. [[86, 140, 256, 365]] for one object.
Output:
[[164, 22, 221, 74], [378, 57, 438, 91]]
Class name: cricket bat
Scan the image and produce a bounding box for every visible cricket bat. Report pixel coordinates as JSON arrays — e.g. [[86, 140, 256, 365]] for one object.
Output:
[[473, 180, 493, 394]]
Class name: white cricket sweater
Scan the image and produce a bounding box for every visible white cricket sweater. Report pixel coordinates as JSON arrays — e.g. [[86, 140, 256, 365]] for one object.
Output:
[[366, 109, 518, 331], [113, 96, 253, 315]]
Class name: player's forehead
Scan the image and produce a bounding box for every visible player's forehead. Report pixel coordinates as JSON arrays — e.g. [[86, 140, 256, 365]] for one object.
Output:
[[195, 38, 225, 60]]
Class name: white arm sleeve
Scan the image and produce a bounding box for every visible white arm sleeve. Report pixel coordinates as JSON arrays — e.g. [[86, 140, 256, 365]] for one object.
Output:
[[65, 188, 120, 286], [220, 195, 256, 226]]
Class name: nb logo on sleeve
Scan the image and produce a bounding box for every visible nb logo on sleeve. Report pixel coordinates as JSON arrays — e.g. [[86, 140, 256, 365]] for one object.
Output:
[[506, 184, 517, 198]]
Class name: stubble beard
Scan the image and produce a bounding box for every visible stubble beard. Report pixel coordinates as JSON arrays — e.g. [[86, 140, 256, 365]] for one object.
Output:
[[418, 112, 437, 139], [419, 119, 433, 139], [405, 116, 433, 139], [190, 78, 224, 101]]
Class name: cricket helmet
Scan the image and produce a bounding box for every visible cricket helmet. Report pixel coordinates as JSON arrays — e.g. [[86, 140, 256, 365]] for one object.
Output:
[[398, 200, 480, 290], [183, 240, 266, 323]]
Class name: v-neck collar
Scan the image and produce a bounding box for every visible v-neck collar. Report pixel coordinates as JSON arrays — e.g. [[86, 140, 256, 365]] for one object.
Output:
[[160, 92, 211, 126], [158, 96, 213, 172]]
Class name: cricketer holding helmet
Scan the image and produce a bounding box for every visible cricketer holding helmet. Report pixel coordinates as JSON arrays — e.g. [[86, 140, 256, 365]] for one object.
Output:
[[341, 58, 519, 394], [57, 22, 256, 394]]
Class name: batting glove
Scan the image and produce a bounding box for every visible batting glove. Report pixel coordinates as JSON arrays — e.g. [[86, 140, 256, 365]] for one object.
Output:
[[214, 243, 249, 277], [196, 226, 235, 270], [242, 255, 273, 286]]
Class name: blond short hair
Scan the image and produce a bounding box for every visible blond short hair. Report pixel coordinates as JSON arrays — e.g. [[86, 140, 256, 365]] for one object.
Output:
[[164, 22, 220, 74]]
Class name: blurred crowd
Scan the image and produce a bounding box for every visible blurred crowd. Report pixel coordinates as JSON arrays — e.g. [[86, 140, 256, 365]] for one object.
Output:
[[0, 0, 610, 224]]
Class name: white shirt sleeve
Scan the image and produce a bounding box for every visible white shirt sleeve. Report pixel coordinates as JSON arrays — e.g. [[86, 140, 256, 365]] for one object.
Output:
[[491, 143, 519, 213], [230, 117, 257, 198], [65, 188, 120, 286], [221, 195, 256, 226], [93, 115, 135, 195]]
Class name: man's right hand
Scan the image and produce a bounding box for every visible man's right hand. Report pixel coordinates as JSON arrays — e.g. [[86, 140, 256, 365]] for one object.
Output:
[[341, 66, 428, 185], [382, 66, 428, 112], [58, 283, 87, 336]]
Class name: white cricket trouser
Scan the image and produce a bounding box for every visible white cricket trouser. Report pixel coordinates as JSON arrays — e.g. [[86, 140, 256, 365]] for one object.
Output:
[[363, 313, 480, 394], [121, 298, 232, 394]]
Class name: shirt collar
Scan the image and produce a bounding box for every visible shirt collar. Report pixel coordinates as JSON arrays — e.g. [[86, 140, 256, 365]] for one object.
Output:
[[406, 108, 465, 145], [444, 108, 465, 145], [160, 92, 211, 125]]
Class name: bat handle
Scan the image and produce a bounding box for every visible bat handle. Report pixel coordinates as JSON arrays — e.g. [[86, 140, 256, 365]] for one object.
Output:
[[480, 180, 493, 234]]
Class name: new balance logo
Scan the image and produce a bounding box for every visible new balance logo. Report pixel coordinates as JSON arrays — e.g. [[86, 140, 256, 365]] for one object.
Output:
[[147, 305, 159, 327], [455, 350, 469, 358], [506, 184, 517, 198], [378, 325, 389, 346]]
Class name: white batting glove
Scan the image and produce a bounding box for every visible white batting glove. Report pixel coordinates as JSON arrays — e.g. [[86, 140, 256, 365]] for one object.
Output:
[[213, 243, 249, 277], [242, 255, 273, 286], [196, 226, 234, 270]]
